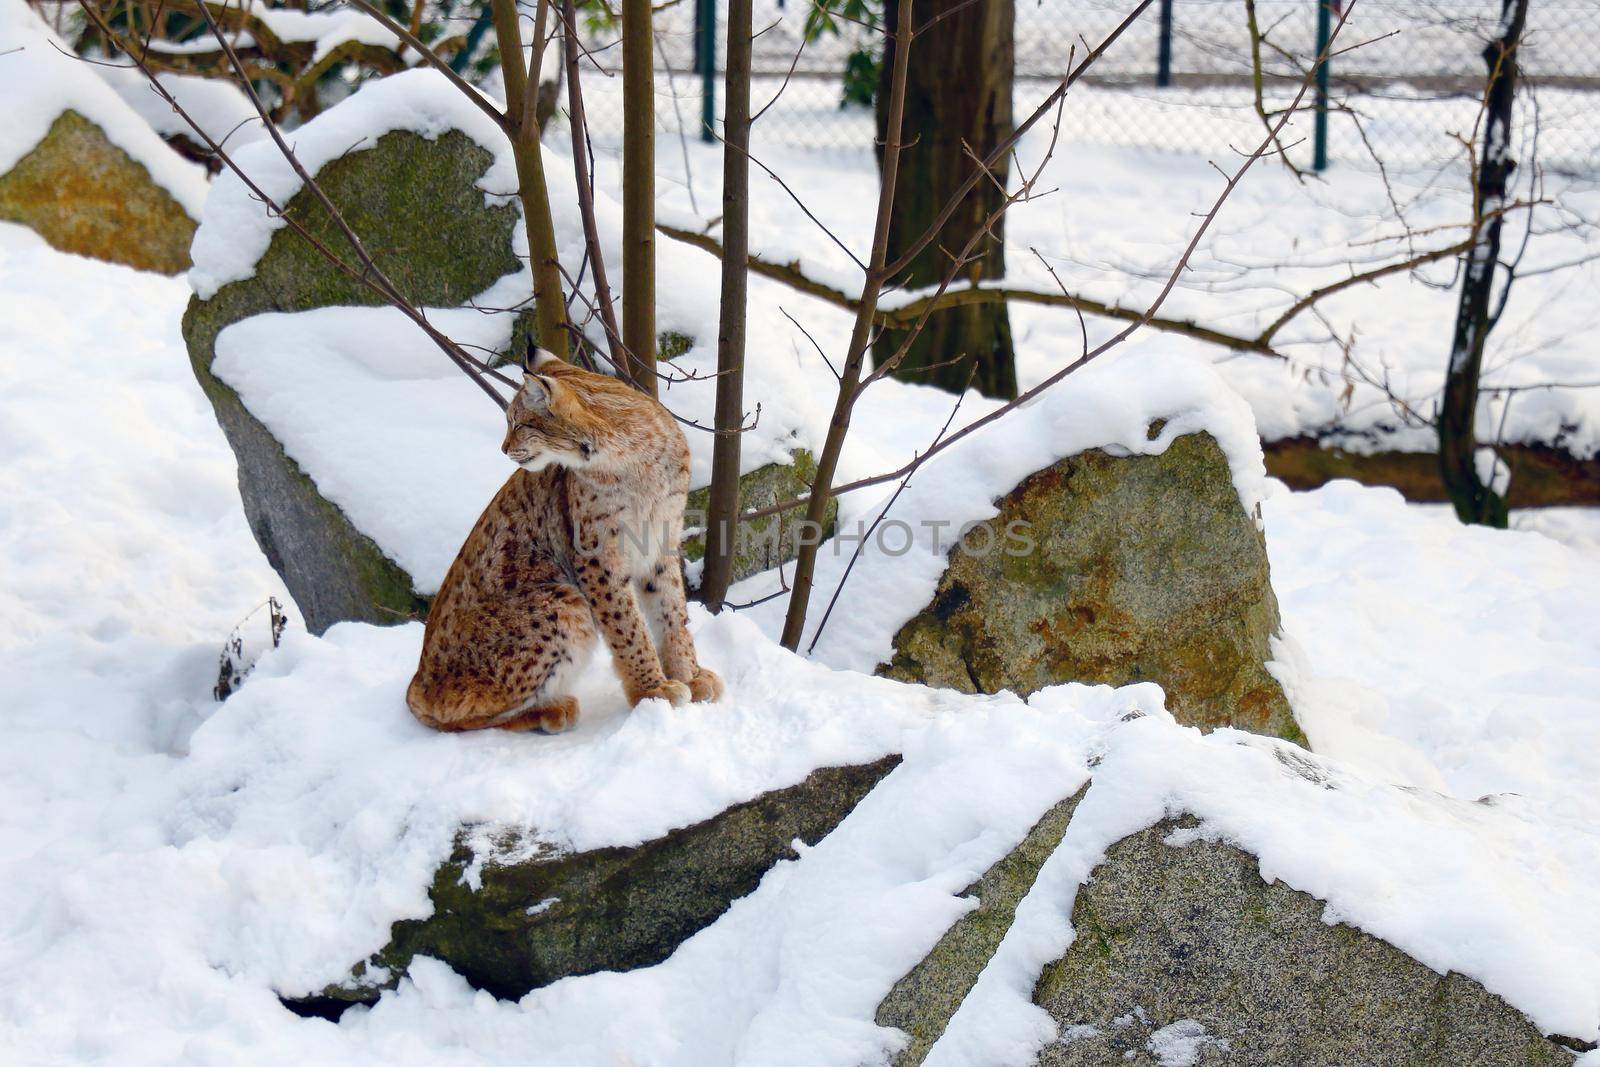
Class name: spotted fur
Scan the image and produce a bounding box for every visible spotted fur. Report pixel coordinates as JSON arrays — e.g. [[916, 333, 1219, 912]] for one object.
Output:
[[407, 350, 723, 733]]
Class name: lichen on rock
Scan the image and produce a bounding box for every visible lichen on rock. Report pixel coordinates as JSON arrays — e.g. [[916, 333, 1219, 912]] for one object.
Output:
[[0, 110, 196, 274], [1030, 819, 1572, 1066]]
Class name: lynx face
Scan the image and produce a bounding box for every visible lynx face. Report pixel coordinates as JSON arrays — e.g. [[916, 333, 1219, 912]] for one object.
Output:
[[502, 373, 597, 472]]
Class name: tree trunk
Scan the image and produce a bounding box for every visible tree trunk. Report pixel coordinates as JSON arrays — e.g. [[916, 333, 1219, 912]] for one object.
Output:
[[874, 0, 1016, 400], [490, 0, 570, 360], [1439, 0, 1527, 528], [700, 0, 752, 611], [621, 0, 658, 395]]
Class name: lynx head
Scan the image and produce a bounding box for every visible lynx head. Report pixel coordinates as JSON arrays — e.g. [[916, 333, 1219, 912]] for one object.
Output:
[[502, 362, 598, 473]]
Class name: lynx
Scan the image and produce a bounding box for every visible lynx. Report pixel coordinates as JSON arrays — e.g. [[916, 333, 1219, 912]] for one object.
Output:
[[407, 349, 723, 733]]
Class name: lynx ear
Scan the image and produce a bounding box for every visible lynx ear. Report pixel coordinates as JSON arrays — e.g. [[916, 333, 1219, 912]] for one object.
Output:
[[519, 372, 554, 414]]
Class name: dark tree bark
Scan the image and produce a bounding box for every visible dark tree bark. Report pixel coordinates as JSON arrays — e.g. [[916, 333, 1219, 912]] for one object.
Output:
[[874, 0, 1016, 400], [622, 0, 658, 395], [700, 0, 753, 611], [1439, 0, 1528, 528]]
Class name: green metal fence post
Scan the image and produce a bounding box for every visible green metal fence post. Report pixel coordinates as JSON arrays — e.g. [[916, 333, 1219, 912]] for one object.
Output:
[[1313, 0, 1331, 171], [698, 0, 717, 142]]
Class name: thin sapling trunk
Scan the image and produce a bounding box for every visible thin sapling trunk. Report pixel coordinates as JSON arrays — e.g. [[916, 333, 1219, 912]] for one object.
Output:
[[700, 0, 753, 610], [1439, 0, 1527, 528], [621, 0, 658, 395], [778, 0, 916, 651], [490, 0, 570, 360]]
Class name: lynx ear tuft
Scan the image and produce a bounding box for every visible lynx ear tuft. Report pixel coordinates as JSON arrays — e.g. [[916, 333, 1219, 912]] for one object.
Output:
[[529, 345, 564, 370]]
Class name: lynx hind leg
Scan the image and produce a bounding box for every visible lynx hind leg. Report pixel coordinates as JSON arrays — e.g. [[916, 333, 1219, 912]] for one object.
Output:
[[408, 581, 597, 733], [498, 695, 580, 734], [490, 583, 596, 731]]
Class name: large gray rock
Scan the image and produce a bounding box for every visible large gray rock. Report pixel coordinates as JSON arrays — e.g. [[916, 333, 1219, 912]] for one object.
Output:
[[325, 757, 899, 1002], [183, 128, 518, 633], [878, 803, 1578, 1066], [878, 431, 1301, 743]]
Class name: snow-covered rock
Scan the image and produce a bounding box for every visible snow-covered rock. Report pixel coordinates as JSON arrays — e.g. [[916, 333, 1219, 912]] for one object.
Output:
[[0, 0, 206, 272], [318, 756, 899, 1005], [182, 115, 522, 630], [879, 430, 1297, 740], [1027, 817, 1575, 1066], [882, 788, 1578, 1065]]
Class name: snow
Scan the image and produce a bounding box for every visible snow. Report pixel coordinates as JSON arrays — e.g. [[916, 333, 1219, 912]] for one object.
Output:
[[1271, 481, 1600, 823], [5, 220, 1600, 1063], [1145, 1020, 1229, 1067], [0, 223, 291, 755], [9, 36, 1600, 1060], [0, 0, 208, 216], [97, 62, 267, 152]]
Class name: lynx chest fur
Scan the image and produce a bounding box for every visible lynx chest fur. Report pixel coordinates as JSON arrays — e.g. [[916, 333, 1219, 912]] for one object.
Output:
[[406, 350, 723, 734]]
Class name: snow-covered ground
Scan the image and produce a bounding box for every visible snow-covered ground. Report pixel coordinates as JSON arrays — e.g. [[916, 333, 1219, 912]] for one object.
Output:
[[3, 214, 1600, 1064]]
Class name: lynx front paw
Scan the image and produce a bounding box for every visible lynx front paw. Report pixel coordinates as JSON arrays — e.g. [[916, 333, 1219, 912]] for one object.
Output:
[[630, 679, 692, 708], [688, 668, 724, 703]]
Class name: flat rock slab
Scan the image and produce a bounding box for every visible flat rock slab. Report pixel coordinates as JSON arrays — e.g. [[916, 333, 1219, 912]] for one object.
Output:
[[329, 756, 900, 1002]]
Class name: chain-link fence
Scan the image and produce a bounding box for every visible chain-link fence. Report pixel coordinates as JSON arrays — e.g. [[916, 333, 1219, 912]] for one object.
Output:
[[572, 1, 1600, 175]]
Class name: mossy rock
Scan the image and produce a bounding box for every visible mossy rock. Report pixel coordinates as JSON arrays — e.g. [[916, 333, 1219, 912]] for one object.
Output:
[[181, 127, 519, 633], [683, 448, 836, 585], [878, 432, 1301, 743], [0, 110, 195, 273], [658, 330, 694, 361], [877, 803, 1576, 1065], [316, 756, 900, 1003]]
